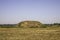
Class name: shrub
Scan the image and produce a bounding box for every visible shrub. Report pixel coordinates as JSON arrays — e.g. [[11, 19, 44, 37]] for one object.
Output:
[[40, 24, 47, 28]]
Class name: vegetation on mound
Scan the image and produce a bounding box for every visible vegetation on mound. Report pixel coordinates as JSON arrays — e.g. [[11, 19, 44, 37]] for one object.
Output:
[[17, 21, 42, 28]]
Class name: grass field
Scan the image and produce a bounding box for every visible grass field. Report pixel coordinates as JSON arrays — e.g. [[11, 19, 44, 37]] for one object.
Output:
[[0, 28, 60, 40]]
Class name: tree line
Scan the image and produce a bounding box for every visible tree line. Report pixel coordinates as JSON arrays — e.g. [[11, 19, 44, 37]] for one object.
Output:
[[0, 23, 60, 28]]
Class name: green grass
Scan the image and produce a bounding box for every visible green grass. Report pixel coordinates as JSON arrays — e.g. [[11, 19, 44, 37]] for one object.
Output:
[[0, 28, 60, 40]]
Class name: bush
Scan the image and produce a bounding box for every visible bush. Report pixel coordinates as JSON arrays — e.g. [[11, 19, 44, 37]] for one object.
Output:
[[40, 24, 47, 28]]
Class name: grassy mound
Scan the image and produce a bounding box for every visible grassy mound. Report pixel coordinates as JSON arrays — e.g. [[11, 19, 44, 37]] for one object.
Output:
[[17, 21, 42, 28]]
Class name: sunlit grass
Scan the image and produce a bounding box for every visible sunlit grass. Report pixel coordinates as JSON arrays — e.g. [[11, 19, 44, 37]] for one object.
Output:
[[0, 28, 60, 40]]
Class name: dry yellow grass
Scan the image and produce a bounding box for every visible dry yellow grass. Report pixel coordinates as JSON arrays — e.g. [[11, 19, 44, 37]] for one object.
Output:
[[0, 28, 60, 40]]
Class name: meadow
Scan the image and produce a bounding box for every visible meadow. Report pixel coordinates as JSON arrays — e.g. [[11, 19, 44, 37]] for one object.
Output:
[[0, 28, 60, 40]]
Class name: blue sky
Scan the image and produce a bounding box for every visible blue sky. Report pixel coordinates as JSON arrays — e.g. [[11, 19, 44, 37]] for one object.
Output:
[[0, 0, 60, 24]]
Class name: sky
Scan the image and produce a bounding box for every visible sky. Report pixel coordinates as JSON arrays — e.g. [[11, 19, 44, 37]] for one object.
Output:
[[0, 0, 60, 24]]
